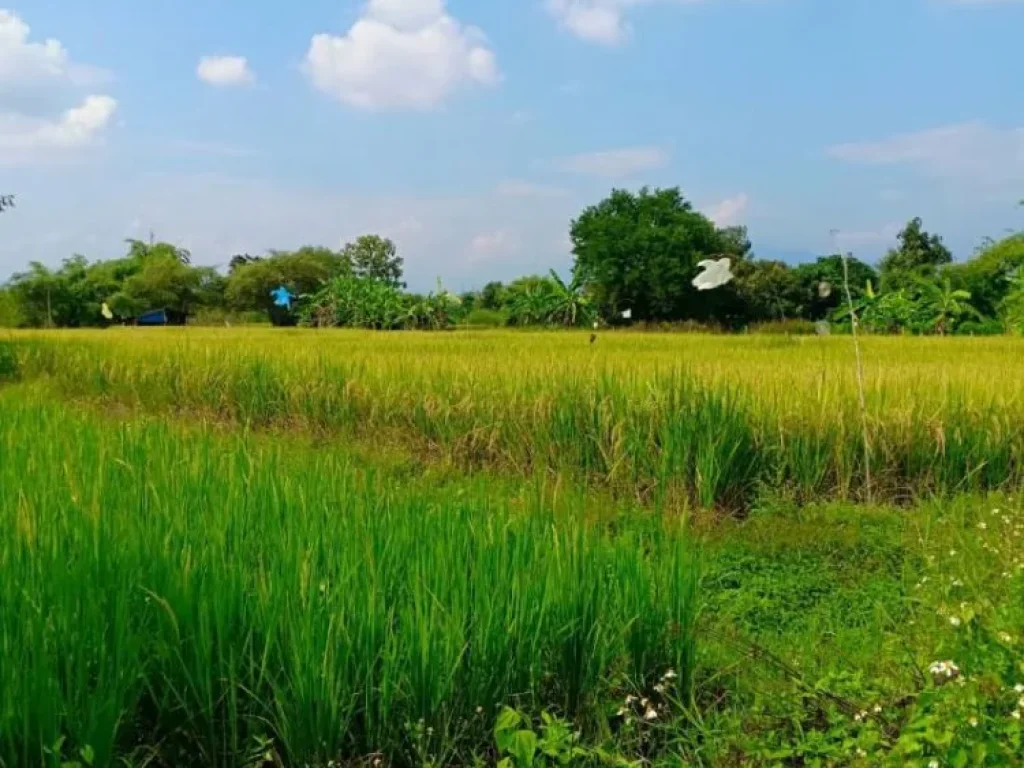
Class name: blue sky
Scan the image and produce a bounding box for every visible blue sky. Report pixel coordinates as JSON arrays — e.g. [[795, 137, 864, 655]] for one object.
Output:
[[1, 0, 1022, 290]]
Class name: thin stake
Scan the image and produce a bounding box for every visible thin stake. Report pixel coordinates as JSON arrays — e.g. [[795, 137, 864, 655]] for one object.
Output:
[[837, 241, 873, 502]]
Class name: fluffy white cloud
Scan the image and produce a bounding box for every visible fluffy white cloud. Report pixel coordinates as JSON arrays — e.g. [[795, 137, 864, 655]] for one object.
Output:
[[0, 11, 114, 164], [703, 193, 749, 226], [196, 55, 255, 87], [304, 0, 499, 110], [545, 0, 697, 45], [553, 146, 669, 178], [827, 121, 1024, 182], [0, 94, 117, 162]]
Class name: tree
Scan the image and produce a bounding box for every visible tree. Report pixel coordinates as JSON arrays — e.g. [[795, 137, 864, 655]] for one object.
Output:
[[546, 270, 594, 327], [0, 194, 13, 213], [479, 281, 506, 310], [229, 253, 262, 273], [732, 260, 802, 322], [944, 233, 1024, 318], [916, 277, 980, 335], [343, 235, 404, 288], [570, 187, 744, 322], [792, 254, 878, 320], [225, 246, 351, 322], [878, 218, 952, 292], [125, 239, 192, 265]]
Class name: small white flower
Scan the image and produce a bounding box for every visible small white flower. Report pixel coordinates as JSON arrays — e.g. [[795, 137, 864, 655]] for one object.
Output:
[[1014, 684, 1024, 693], [643, 707, 658, 721], [663, 668, 677, 680], [949, 549, 957, 556], [873, 704, 882, 713], [856, 748, 867, 757], [950, 616, 961, 627], [616, 707, 628, 717], [653, 684, 666, 694], [951, 578, 963, 587], [999, 632, 1013, 643], [928, 761, 939, 768], [1013, 709, 1021, 720], [978, 522, 988, 530], [969, 716, 978, 727], [476, 706, 484, 714], [692, 258, 734, 291]]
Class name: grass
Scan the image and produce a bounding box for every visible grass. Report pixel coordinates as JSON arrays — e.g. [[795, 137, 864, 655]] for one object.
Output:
[[0, 388, 697, 767], [2, 328, 1024, 766]]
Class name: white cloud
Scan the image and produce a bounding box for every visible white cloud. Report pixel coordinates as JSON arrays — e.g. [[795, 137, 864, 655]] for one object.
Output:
[[827, 122, 1024, 182], [553, 146, 669, 178], [495, 179, 567, 198], [304, 0, 499, 110], [545, 0, 699, 46], [468, 229, 518, 262], [703, 193, 749, 226], [0, 11, 115, 164], [0, 94, 117, 164], [196, 55, 255, 87]]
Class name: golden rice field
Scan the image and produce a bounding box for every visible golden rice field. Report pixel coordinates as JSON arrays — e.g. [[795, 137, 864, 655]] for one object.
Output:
[[6, 329, 1024, 507]]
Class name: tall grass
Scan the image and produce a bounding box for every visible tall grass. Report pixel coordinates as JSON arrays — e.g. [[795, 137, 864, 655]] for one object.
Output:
[[0, 392, 698, 767], [7, 329, 1024, 506]]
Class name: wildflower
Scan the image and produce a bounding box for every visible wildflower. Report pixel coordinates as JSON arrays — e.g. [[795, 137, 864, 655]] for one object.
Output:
[[873, 704, 882, 713], [643, 707, 658, 721], [951, 578, 963, 587], [929, 660, 961, 684], [476, 706, 484, 715], [692, 258, 734, 291], [663, 668, 677, 680], [950, 549, 957, 556], [653, 684, 666, 694], [969, 716, 978, 727], [856, 748, 867, 758], [949, 616, 961, 627], [999, 632, 1013, 643], [978, 522, 988, 530], [1014, 684, 1024, 694], [624, 694, 637, 705], [929, 761, 939, 768], [1013, 710, 1021, 720], [616, 707, 628, 717]]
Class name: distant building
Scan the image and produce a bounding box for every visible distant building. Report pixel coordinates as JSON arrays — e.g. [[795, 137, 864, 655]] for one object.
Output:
[[136, 308, 187, 326]]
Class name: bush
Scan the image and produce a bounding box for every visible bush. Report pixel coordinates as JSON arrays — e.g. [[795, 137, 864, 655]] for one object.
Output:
[[953, 319, 1005, 336], [462, 308, 508, 327], [0, 342, 18, 381], [188, 308, 270, 327], [748, 319, 818, 335], [0, 290, 23, 328]]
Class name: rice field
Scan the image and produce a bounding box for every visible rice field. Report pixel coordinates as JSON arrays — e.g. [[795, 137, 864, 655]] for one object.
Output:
[[2, 329, 1024, 766]]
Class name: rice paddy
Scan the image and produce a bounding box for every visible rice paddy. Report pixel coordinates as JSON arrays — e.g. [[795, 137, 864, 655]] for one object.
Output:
[[2, 329, 1023, 766]]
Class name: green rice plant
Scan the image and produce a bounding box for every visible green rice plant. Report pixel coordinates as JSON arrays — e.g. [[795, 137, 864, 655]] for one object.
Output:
[[0, 392, 699, 767]]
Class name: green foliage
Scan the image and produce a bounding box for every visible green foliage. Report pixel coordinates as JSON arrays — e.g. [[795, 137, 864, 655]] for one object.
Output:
[[792, 254, 878, 320], [732, 260, 803, 322], [570, 187, 744, 322], [225, 246, 351, 322], [342, 234, 404, 288], [494, 708, 598, 767], [0, 289, 24, 327], [299, 274, 412, 329], [463, 307, 508, 327], [947, 233, 1024, 318], [879, 218, 953, 292], [480, 281, 507, 310]]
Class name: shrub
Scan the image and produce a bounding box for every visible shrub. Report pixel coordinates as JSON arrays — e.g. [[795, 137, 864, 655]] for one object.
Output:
[[462, 308, 508, 327], [953, 319, 1004, 336]]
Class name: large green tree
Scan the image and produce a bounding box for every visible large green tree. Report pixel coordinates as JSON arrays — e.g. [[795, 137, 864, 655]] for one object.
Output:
[[791, 254, 878, 320], [225, 246, 351, 320], [879, 218, 952, 292], [343, 235, 404, 288], [945, 233, 1024, 318], [570, 187, 748, 322]]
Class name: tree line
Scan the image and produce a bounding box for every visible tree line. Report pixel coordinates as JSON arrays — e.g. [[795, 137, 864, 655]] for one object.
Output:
[[2, 187, 1023, 334]]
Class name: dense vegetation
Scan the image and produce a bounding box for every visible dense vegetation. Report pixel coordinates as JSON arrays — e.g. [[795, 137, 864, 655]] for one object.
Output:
[[1, 331, 1023, 766], [3, 189, 1023, 334]]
